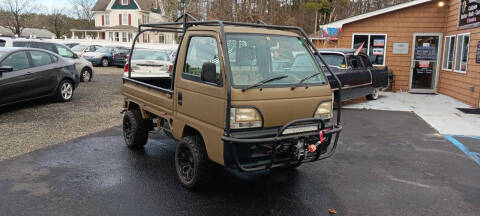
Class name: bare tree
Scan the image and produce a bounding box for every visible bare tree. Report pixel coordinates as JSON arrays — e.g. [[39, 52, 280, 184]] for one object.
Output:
[[70, 0, 95, 24], [48, 8, 68, 38], [0, 0, 38, 36]]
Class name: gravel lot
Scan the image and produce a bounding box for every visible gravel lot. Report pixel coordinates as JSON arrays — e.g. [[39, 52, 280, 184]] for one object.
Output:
[[0, 67, 124, 161]]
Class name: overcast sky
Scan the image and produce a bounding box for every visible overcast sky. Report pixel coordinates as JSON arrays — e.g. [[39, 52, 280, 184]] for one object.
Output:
[[41, 0, 73, 10]]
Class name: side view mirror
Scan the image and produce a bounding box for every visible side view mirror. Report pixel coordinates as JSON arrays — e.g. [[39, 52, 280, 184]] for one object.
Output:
[[0, 66, 13, 73], [201, 62, 218, 84], [73, 53, 79, 59]]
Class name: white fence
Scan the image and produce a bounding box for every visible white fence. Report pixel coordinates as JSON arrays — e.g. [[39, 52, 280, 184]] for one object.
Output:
[[45, 38, 179, 50]]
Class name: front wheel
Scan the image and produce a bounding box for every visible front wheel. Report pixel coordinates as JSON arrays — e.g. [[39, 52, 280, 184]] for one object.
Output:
[[101, 58, 109, 67], [175, 135, 212, 189], [123, 109, 149, 149], [366, 88, 380, 100], [57, 79, 74, 102], [80, 68, 92, 82]]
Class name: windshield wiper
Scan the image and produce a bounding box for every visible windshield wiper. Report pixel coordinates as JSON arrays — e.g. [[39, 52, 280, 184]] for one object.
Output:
[[291, 72, 324, 90], [241, 75, 289, 92]]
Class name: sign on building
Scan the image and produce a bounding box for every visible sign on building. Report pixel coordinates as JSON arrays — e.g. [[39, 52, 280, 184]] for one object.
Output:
[[459, 0, 480, 29], [393, 42, 409, 54]]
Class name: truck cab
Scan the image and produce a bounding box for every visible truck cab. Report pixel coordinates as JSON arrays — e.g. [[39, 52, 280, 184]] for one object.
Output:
[[122, 18, 343, 188]]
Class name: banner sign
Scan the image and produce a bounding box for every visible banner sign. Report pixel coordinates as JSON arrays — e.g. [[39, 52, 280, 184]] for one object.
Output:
[[476, 41, 480, 63], [320, 27, 342, 41], [459, 0, 480, 29]]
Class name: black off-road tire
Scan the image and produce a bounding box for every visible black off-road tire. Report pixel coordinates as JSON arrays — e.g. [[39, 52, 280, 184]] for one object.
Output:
[[56, 79, 74, 102], [175, 135, 212, 189], [123, 109, 149, 149]]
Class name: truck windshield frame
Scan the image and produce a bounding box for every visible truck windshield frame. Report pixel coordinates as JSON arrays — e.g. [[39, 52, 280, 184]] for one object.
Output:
[[226, 33, 327, 89]]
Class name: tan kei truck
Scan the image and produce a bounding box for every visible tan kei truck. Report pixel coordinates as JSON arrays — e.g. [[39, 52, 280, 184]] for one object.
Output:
[[122, 16, 343, 189]]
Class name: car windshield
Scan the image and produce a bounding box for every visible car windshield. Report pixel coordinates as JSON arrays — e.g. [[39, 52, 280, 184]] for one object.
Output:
[[71, 45, 87, 52], [319, 53, 346, 68], [226, 34, 326, 87], [132, 50, 169, 61], [96, 47, 115, 53]]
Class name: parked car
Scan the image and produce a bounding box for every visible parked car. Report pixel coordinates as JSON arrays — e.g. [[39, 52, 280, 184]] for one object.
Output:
[[112, 47, 131, 67], [64, 43, 79, 48], [0, 47, 79, 107], [0, 37, 94, 82], [315, 49, 390, 101], [71, 44, 102, 57], [82, 46, 127, 67], [123, 49, 173, 79]]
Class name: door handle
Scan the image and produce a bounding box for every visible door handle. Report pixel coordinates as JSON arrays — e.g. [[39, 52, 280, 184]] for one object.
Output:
[[178, 92, 182, 106], [26, 72, 32, 75]]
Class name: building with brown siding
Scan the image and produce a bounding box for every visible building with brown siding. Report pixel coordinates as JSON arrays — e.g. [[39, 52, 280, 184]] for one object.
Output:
[[316, 0, 480, 107]]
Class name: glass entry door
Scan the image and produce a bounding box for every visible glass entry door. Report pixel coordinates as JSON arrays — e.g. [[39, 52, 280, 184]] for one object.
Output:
[[410, 33, 442, 93]]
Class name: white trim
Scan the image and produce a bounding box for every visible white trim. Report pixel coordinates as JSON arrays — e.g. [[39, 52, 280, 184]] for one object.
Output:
[[409, 32, 442, 93], [441, 35, 455, 71], [454, 33, 470, 74], [322, 0, 433, 28], [351, 33, 387, 66]]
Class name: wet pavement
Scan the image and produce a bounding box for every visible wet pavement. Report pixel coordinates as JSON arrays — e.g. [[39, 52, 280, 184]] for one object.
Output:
[[0, 109, 479, 216]]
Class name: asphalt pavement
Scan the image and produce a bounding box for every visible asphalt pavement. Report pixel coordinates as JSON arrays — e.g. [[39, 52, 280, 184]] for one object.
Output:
[[0, 109, 479, 216]]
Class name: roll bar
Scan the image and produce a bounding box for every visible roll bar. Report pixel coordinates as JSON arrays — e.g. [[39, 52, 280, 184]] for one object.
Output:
[[126, 15, 343, 132]]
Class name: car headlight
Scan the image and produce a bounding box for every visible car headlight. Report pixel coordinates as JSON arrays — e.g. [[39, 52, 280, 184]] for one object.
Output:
[[314, 100, 333, 119], [230, 107, 262, 129]]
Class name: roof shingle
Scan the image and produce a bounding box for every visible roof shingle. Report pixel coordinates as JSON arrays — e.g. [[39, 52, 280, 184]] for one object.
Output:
[[92, 0, 159, 11]]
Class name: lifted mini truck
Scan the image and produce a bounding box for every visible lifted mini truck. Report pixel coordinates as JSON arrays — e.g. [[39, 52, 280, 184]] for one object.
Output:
[[122, 15, 343, 188]]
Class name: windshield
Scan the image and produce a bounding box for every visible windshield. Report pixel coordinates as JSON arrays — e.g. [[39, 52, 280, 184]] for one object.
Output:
[[319, 53, 346, 68], [71, 45, 86, 52], [132, 50, 169, 61], [226, 34, 326, 87], [96, 47, 115, 53]]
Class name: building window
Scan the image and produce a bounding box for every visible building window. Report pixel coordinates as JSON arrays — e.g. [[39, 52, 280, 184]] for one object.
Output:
[[108, 32, 113, 41], [159, 35, 165, 43], [105, 15, 110, 26], [128, 33, 133, 42], [454, 33, 470, 73], [115, 32, 120, 42], [442, 35, 455, 70], [122, 13, 128, 25], [352, 34, 387, 66], [122, 32, 127, 42], [121, 0, 128, 5]]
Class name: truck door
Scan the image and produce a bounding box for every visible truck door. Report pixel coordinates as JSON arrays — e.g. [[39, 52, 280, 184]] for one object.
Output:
[[361, 54, 387, 88], [173, 31, 227, 164], [346, 55, 371, 86]]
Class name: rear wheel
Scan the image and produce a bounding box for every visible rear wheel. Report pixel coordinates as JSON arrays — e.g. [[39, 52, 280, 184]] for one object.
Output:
[[57, 79, 74, 102], [175, 135, 211, 189], [366, 88, 380, 100], [123, 109, 149, 149]]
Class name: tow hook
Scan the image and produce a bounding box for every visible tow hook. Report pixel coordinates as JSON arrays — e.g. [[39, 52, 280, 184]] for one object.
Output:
[[308, 128, 331, 153]]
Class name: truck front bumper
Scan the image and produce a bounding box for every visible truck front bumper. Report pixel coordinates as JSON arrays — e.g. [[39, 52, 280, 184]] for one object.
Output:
[[221, 118, 342, 172]]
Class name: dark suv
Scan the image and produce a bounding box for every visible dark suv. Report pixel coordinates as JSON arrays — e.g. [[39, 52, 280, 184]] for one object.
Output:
[[0, 47, 79, 107]]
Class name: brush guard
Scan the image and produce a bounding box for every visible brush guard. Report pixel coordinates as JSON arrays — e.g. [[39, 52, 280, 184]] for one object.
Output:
[[222, 118, 342, 172]]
